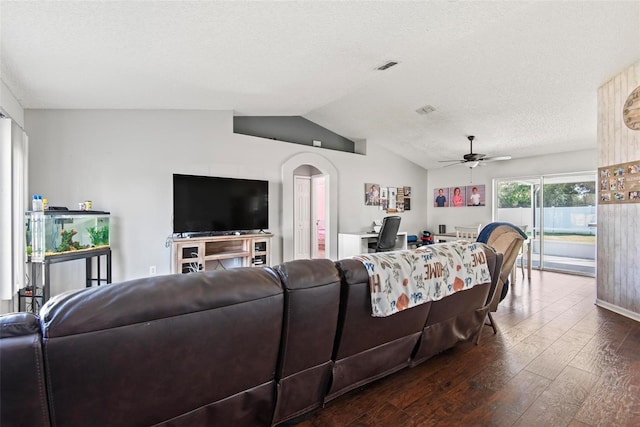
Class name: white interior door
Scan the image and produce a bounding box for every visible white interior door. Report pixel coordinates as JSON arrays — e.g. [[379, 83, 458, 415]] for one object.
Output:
[[311, 175, 326, 259], [294, 176, 311, 259]]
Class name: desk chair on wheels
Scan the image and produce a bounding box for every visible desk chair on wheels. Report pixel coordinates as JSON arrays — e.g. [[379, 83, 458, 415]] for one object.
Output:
[[368, 216, 401, 252]]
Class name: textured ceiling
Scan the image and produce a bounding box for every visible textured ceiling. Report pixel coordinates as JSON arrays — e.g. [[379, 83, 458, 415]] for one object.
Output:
[[1, 1, 639, 169]]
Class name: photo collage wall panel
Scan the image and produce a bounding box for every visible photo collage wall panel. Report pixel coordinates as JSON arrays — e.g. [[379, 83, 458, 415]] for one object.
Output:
[[365, 183, 411, 212], [598, 160, 640, 204], [433, 184, 486, 208]]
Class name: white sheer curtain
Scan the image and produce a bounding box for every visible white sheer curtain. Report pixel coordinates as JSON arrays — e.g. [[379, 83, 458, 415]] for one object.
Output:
[[0, 117, 28, 303]]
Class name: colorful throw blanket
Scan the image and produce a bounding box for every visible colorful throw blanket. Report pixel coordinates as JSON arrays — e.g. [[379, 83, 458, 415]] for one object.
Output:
[[353, 241, 492, 317]]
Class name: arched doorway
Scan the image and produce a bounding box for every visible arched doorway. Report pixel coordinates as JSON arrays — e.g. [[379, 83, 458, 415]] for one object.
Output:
[[282, 153, 338, 262]]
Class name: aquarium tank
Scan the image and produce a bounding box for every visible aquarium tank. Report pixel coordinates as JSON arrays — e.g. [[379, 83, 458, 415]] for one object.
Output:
[[25, 211, 110, 262]]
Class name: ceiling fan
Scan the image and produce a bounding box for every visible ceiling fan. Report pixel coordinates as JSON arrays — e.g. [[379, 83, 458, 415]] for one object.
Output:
[[439, 135, 512, 168]]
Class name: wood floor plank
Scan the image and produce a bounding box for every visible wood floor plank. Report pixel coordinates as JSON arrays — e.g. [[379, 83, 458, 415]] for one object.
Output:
[[569, 339, 626, 377], [574, 359, 640, 426], [345, 402, 405, 427], [508, 333, 557, 365], [567, 419, 593, 427], [514, 366, 599, 426], [525, 329, 593, 380], [496, 317, 549, 348], [568, 317, 634, 376], [457, 370, 551, 426]]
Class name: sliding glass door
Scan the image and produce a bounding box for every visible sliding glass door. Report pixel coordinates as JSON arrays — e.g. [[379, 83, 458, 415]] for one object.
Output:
[[540, 173, 596, 275], [494, 172, 596, 276], [494, 177, 541, 269]]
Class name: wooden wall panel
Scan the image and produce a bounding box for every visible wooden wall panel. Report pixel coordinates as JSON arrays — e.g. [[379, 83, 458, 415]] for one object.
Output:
[[632, 63, 640, 316], [597, 61, 640, 317]]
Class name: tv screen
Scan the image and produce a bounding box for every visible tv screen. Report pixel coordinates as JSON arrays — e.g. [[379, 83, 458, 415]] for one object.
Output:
[[173, 174, 268, 234]]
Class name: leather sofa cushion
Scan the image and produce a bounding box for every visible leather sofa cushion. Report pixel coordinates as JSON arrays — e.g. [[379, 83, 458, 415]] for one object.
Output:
[[40, 268, 284, 427], [41, 267, 282, 337]]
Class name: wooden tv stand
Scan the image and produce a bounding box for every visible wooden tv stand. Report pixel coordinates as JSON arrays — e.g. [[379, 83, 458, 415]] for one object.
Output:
[[171, 233, 272, 274]]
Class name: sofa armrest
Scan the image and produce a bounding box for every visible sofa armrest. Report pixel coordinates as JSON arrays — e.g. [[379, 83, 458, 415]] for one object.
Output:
[[0, 313, 51, 426]]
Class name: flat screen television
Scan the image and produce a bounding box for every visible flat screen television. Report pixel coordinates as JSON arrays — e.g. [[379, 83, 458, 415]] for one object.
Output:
[[173, 174, 268, 234]]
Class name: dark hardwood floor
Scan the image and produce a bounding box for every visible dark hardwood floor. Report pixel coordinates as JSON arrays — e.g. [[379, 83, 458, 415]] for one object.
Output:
[[294, 271, 640, 426]]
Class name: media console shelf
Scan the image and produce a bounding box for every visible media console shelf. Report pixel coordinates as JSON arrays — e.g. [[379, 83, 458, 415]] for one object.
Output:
[[171, 233, 272, 274]]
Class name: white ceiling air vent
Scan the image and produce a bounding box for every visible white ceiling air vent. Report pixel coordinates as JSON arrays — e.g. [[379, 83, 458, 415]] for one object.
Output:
[[376, 61, 398, 71], [415, 105, 436, 115]]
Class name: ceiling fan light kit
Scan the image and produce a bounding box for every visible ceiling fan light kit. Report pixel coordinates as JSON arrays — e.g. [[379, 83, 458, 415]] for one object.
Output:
[[439, 135, 512, 168]]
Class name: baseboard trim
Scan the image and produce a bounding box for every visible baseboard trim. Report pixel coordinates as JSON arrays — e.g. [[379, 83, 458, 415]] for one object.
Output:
[[595, 299, 640, 323]]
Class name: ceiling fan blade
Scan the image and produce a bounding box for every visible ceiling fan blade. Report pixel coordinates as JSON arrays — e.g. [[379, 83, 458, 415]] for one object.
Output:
[[445, 135, 512, 167], [481, 155, 512, 162], [443, 161, 466, 167]]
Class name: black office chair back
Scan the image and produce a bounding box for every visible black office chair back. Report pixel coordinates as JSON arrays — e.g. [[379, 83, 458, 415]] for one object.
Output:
[[375, 216, 401, 252]]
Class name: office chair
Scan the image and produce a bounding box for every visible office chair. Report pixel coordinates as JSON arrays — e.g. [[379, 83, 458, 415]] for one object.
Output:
[[368, 216, 401, 252]]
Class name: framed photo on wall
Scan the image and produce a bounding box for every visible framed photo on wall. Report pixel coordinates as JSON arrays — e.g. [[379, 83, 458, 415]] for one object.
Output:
[[365, 183, 380, 206], [466, 184, 486, 206], [450, 186, 465, 207], [379, 187, 388, 210], [396, 187, 405, 212], [388, 187, 397, 210], [403, 186, 411, 211], [434, 187, 448, 207]]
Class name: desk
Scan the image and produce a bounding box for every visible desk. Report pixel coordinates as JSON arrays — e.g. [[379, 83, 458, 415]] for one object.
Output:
[[338, 232, 408, 259]]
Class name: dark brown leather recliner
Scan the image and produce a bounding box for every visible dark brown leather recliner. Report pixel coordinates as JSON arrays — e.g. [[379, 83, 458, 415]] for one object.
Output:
[[0, 312, 50, 427], [39, 268, 284, 427], [271, 259, 341, 425], [411, 245, 503, 364], [325, 259, 433, 403]]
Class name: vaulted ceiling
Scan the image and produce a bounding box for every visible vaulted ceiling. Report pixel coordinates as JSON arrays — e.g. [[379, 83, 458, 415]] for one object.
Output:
[[1, 1, 639, 169]]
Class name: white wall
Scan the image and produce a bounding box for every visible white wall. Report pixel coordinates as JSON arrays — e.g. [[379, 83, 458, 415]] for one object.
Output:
[[24, 109, 429, 296], [426, 149, 597, 233]]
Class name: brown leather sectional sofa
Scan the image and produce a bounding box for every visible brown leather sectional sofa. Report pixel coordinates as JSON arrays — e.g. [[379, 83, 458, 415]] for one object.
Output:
[[0, 248, 502, 427]]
